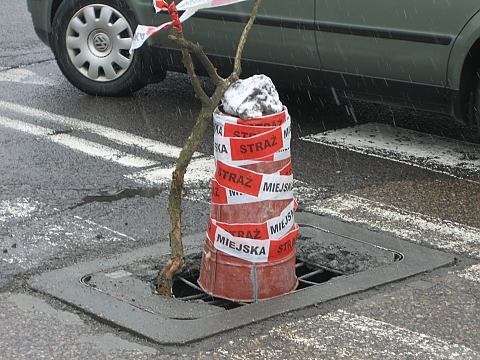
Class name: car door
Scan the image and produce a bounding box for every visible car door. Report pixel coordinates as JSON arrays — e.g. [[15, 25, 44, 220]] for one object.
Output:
[[181, 0, 322, 89], [315, 0, 480, 103]]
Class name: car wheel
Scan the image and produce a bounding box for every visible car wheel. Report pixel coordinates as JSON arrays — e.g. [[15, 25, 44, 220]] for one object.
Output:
[[474, 70, 480, 134], [50, 0, 146, 96]]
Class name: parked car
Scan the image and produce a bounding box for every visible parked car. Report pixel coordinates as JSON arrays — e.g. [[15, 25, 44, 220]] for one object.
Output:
[[27, 0, 480, 130]]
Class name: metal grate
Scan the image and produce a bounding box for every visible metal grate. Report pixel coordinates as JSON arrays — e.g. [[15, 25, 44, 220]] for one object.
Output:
[[171, 260, 343, 309]]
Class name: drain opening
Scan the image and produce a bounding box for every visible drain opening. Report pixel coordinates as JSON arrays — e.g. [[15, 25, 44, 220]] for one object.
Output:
[[295, 261, 342, 290], [170, 259, 343, 309], [172, 275, 245, 310], [80, 232, 399, 311]]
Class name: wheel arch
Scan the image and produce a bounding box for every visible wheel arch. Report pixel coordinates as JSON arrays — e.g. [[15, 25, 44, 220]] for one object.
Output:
[[50, 0, 63, 25], [49, 0, 155, 31], [448, 11, 480, 124]]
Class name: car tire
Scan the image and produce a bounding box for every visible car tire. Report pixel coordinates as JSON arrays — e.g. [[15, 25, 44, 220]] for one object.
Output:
[[50, 0, 146, 96], [474, 70, 480, 134]]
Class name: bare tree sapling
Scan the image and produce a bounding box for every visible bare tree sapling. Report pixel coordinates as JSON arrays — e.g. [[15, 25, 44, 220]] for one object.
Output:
[[157, 0, 262, 296]]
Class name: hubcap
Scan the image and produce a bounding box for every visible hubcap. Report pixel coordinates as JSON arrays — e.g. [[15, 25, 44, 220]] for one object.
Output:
[[92, 32, 111, 53], [65, 4, 134, 82]]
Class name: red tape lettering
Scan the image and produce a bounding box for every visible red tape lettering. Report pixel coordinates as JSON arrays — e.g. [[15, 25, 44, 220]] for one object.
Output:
[[229, 126, 284, 161]]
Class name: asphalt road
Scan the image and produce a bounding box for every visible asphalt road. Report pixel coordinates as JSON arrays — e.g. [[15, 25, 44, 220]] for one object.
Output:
[[0, 1, 479, 358]]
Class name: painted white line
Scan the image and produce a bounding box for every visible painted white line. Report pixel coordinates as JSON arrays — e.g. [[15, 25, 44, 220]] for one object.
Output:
[[52, 133, 157, 167], [0, 198, 39, 222], [105, 270, 133, 279], [454, 264, 480, 283], [0, 115, 50, 136], [2, 213, 139, 269], [302, 123, 480, 181], [0, 116, 156, 168], [0, 68, 59, 86], [127, 156, 215, 185], [74, 216, 138, 242], [306, 194, 480, 259], [271, 309, 479, 359], [0, 100, 203, 159]]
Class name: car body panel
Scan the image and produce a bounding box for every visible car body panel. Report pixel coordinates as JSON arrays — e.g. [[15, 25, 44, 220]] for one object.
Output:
[[27, 0, 52, 44], [26, 0, 480, 125], [315, 0, 480, 87], [149, 1, 323, 89], [449, 10, 480, 90], [189, 1, 319, 69]]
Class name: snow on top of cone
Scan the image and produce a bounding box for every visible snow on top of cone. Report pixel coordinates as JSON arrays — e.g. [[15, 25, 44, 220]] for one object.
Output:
[[221, 75, 283, 119]]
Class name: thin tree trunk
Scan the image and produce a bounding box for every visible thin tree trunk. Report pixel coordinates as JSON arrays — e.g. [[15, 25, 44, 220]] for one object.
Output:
[[158, 0, 262, 296]]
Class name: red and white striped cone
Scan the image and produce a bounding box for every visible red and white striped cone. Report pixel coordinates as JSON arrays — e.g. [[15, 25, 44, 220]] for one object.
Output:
[[198, 106, 298, 302]]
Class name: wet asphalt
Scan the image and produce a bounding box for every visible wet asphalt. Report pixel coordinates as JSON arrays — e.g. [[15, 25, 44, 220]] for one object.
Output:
[[1, 0, 479, 358], [1, 260, 479, 359]]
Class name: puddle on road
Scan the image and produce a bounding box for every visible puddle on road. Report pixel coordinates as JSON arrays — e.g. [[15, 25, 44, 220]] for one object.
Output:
[[69, 189, 163, 209]]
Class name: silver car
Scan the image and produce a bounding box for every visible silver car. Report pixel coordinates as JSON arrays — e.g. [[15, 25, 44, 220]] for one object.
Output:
[[27, 0, 480, 131]]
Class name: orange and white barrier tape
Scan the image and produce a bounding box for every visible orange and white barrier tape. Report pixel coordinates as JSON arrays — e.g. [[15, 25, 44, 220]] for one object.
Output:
[[208, 200, 297, 241], [209, 106, 297, 262], [211, 178, 293, 204], [207, 224, 299, 263], [214, 160, 293, 199], [131, 0, 248, 52], [214, 117, 291, 163]]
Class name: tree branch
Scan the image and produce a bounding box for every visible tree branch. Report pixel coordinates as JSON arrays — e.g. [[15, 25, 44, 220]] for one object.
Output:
[[157, 0, 262, 297], [169, 35, 224, 86], [176, 34, 212, 106], [232, 0, 262, 77]]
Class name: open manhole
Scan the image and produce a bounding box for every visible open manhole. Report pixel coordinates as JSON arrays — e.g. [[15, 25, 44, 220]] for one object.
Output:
[[79, 227, 398, 314], [172, 260, 343, 302], [28, 212, 454, 345], [168, 225, 403, 308], [169, 260, 343, 309], [80, 258, 346, 313]]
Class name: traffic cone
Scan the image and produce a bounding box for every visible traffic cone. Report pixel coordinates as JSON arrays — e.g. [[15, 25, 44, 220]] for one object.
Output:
[[198, 106, 298, 302]]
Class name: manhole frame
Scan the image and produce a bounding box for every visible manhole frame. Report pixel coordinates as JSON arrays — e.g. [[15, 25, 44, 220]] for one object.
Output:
[[28, 212, 455, 345]]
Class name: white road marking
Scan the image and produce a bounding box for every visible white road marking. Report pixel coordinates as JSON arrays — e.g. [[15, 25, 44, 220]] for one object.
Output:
[[306, 194, 480, 259], [77, 334, 157, 355], [9, 293, 85, 326], [2, 100, 478, 260], [2, 214, 137, 269], [0, 198, 39, 222], [0, 116, 156, 167], [0, 115, 50, 136], [454, 264, 480, 283], [127, 156, 215, 185], [0, 68, 59, 86], [270, 309, 479, 359], [77, 216, 138, 242], [302, 123, 480, 181], [0, 100, 202, 159], [105, 270, 133, 279], [52, 133, 158, 168]]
